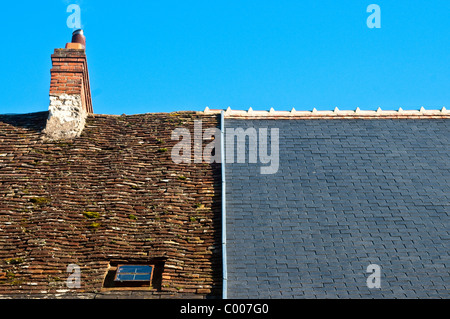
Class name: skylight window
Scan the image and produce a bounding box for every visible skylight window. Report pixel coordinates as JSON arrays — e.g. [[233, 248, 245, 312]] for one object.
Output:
[[114, 265, 153, 282], [102, 260, 165, 291]]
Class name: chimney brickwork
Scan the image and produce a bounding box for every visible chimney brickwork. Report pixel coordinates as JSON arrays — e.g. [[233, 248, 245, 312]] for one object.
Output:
[[43, 30, 93, 141]]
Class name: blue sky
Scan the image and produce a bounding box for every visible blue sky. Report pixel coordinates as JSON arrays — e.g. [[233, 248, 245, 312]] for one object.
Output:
[[0, 1, 449, 115]]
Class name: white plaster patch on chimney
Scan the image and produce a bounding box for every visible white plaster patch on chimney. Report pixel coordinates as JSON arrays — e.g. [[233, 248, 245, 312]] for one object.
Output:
[[42, 93, 87, 141]]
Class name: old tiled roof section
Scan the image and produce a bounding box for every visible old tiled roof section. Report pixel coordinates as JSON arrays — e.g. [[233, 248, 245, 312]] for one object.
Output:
[[0, 111, 221, 298]]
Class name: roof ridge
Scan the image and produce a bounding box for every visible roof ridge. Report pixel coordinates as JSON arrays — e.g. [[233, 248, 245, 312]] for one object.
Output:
[[203, 107, 450, 118]]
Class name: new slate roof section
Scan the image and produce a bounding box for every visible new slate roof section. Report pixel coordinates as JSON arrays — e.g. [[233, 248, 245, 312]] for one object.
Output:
[[0, 111, 221, 298], [225, 118, 450, 298]]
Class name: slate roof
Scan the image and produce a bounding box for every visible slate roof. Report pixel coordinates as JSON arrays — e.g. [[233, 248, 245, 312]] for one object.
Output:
[[224, 118, 450, 298], [0, 111, 221, 298]]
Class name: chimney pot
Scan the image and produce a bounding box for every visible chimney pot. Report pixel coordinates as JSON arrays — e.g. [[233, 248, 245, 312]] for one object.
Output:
[[71, 29, 86, 48]]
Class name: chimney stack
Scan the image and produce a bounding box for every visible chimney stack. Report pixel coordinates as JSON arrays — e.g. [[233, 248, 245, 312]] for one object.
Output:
[[43, 30, 93, 141]]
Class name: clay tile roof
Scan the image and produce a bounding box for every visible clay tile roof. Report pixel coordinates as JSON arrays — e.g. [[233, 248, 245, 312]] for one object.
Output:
[[0, 111, 221, 298]]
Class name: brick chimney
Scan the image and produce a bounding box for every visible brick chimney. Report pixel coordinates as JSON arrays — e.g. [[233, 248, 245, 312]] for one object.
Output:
[[43, 29, 93, 141]]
